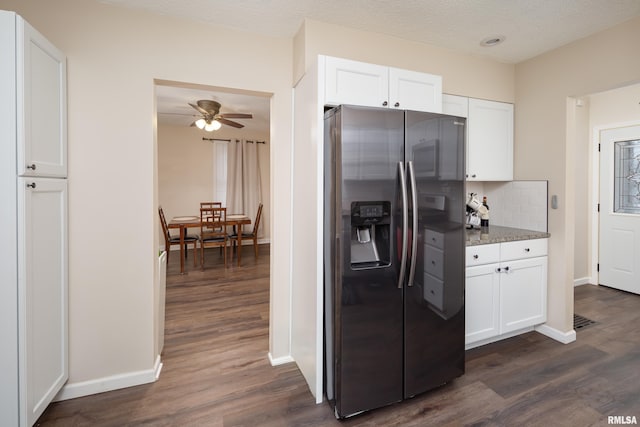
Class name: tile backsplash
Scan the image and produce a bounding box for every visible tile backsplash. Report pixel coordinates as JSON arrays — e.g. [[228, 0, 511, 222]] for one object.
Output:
[[466, 181, 548, 232]]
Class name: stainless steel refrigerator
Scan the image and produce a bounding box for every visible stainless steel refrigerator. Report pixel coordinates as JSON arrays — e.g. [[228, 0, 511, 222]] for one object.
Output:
[[323, 104, 466, 418]]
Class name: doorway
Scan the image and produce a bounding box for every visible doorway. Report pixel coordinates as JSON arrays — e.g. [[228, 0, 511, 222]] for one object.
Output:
[[598, 125, 640, 294], [583, 82, 640, 293], [154, 79, 272, 353]]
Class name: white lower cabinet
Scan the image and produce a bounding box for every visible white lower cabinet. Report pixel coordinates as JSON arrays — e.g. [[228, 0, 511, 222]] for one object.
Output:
[[465, 239, 548, 348], [465, 263, 500, 343]]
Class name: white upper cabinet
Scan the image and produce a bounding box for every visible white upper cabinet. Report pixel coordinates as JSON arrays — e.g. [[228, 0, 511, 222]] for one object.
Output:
[[442, 94, 468, 118], [324, 56, 442, 113], [324, 56, 388, 108], [17, 18, 67, 178], [388, 67, 442, 113], [466, 98, 513, 181]]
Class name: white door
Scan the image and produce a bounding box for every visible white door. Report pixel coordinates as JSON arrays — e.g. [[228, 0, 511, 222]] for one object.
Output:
[[599, 125, 640, 294], [324, 56, 388, 108], [465, 263, 500, 345], [18, 177, 68, 426], [388, 67, 442, 113], [467, 99, 513, 181], [17, 17, 67, 178], [499, 256, 547, 334]]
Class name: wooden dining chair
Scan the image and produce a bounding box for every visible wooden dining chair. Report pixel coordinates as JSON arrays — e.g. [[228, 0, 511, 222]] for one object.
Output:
[[229, 202, 263, 260], [200, 206, 228, 268], [200, 201, 222, 210], [158, 206, 199, 267]]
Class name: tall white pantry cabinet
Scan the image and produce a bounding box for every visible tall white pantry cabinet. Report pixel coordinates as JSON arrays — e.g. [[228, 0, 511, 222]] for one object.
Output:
[[0, 10, 68, 427]]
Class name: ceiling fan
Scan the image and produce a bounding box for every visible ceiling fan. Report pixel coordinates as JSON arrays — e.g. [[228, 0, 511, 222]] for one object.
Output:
[[189, 100, 253, 131]]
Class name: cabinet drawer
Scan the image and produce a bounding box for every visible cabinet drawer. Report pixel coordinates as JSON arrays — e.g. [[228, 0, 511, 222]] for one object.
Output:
[[424, 229, 444, 249], [465, 244, 500, 267], [423, 273, 444, 310], [424, 245, 444, 278], [500, 238, 548, 261]]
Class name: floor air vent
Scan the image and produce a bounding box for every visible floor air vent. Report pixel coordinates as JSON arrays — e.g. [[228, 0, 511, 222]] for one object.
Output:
[[574, 314, 596, 330]]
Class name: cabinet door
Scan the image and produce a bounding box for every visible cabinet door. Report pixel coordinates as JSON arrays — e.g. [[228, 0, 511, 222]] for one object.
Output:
[[324, 56, 388, 108], [442, 94, 468, 118], [499, 256, 547, 334], [18, 177, 68, 426], [465, 263, 500, 345], [467, 99, 513, 181], [17, 17, 67, 177], [388, 67, 442, 113]]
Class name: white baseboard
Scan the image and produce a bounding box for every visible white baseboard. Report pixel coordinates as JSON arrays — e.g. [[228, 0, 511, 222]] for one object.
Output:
[[574, 277, 592, 287], [535, 324, 577, 344], [268, 352, 294, 366], [154, 354, 163, 380], [53, 356, 162, 402]]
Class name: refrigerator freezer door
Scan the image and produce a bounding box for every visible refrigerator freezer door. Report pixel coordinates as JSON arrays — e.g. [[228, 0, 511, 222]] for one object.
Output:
[[403, 111, 466, 397], [328, 105, 405, 418]]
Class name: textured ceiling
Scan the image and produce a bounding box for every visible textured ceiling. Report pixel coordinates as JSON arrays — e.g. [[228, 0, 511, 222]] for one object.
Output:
[[98, 0, 640, 64], [116, 0, 640, 129]]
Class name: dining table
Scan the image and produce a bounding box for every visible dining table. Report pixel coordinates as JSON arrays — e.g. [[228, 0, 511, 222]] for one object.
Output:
[[169, 213, 251, 273]]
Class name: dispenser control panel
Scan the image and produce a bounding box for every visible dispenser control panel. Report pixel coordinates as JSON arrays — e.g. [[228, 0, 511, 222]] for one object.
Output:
[[351, 201, 390, 225], [360, 204, 383, 218]]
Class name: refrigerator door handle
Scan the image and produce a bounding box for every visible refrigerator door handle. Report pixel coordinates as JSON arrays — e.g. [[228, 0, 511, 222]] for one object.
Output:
[[407, 161, 418, 287], [398, 161, 408, 289]]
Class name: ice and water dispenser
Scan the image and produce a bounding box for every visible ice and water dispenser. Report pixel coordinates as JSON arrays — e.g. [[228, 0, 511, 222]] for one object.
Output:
[[349, 201, 391, 269]]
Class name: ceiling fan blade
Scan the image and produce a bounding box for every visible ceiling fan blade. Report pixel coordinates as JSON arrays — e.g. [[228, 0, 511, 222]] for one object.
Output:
[[219, 113, 253, 119], [217, 117, 244, 128], [189, 102, 210, 116]]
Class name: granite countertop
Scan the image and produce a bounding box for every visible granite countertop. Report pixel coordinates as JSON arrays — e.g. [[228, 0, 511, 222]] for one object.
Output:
[[466, 225, 550, 246]]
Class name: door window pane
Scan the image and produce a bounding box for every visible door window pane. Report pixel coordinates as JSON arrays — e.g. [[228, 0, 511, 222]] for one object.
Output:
[[614, 139, 640, 214]]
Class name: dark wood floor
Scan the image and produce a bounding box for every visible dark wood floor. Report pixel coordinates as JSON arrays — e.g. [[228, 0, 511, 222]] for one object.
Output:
[[37, 247, 640, 426]]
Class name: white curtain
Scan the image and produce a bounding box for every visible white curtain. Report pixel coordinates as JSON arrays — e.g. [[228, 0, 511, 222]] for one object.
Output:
[[226, 139, 263, 235]]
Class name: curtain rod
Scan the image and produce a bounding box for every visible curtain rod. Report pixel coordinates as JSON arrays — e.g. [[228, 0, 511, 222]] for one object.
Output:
[[201, 137, 266, 144], [202, 137, 231, 142]]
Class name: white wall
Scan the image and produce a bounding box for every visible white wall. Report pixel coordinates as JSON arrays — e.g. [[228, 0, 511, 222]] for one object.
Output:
[[515, 16, 640, 334], [157, 123, 271, 244], [296, 19, 516, 103], [0, 0, 293, 397]]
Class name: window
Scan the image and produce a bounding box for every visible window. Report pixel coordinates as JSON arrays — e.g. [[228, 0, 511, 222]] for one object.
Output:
[[614, 139, 640, 214], [213, 141, 228, 204]]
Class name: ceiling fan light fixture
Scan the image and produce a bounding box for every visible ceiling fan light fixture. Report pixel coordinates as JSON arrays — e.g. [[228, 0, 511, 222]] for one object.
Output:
[[204, 120, 221, 132], [195, 118, 206, 129]]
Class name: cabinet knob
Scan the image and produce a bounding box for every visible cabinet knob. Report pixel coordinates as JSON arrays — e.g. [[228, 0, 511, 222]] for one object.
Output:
[[382, 101, 388, 106], [26, 182, 36, 189], [26, 164, 36, 170], [394, 102, 400, 107], [504, 266, 510, 272], [471, 174, 477, 178], [473, 254, 479, 259], [525, 248, 530, 252]]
